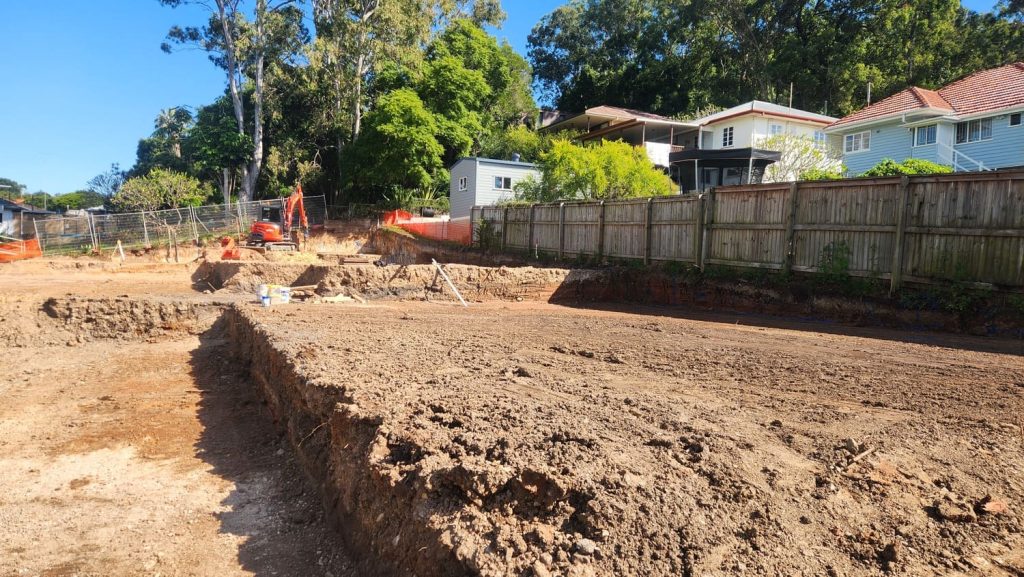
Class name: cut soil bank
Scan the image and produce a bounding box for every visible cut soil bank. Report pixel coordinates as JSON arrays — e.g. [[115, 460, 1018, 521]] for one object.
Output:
[[0, 305, 356, 577], [197, 260, 576, 303], [226, 301, 1024, 577]]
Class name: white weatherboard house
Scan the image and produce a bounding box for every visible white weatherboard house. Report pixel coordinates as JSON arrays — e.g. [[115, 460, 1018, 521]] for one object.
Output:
[[542, 102, 838, 191], [449, 157, 540, 220]]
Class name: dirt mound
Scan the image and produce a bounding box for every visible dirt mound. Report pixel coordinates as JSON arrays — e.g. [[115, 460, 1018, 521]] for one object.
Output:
[[227, 303, 1024, 577], [196, 261, 574, 303]]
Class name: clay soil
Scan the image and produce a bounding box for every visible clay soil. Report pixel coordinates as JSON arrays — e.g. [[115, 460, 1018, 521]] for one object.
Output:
[[240, 301, 1024, 577], [1, 253, 1023, 577]]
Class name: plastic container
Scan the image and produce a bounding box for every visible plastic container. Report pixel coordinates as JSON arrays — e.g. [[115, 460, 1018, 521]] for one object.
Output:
[[257, 284, 291, 306]]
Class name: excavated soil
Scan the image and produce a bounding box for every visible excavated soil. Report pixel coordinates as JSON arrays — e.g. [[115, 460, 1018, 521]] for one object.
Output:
[[4, 254, 1024, 577], [227, 301, 1024, 577], [196, 260, 575, 302]]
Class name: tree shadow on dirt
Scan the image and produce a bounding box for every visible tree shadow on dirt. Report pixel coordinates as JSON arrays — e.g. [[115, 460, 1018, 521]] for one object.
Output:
[[549, 285, 1023, 357], [189, 317, 356, 577]]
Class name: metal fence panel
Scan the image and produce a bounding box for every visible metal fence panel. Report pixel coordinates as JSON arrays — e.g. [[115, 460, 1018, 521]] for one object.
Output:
[[32, 196, 327, 255]]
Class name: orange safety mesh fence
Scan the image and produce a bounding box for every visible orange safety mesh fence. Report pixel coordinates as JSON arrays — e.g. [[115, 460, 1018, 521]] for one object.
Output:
[[0, 239, 43, 263], [391, 215, 472, 245]]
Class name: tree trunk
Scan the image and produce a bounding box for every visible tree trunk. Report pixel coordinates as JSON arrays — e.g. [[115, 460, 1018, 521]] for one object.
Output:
[[353, 51, 365, 137], [215, 0, 249, 201], [242, 0, 269, 203], [221, 168, 232, 205]]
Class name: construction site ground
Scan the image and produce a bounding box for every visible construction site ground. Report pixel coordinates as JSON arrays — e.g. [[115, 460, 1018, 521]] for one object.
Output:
[[1, 235, 1023, 576]]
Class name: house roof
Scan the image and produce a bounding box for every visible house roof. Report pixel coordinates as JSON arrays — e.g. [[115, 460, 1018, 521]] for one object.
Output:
[[696, 100, 837, 126], [452, 157, 539, 170], [0, 198, 53, 214], [829, 62, 1024, 130], [543, 105, 698, 133]]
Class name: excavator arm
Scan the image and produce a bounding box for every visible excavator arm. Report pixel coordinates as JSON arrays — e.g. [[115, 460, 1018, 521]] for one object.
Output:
[[284, 183, 309, 234]]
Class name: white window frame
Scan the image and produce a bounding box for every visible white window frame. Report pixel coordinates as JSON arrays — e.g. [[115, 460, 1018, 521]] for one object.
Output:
[[844, 131, 871, 153], [1010, 112, 1022, 127], [722, 126, 734, 148], [814, 131, 827, 148], [914, 124, 937, 147], [955, 118, 993, 144], [494, 176, 512, 190], [458, 176, 468, 191], [768, 123, 784, 137]]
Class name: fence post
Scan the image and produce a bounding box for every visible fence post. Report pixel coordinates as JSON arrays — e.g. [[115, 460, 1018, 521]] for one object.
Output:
[[142, 212, 150, 247], [890, 175, 912, 295], [558, 202, 566, 260], [501, 206, 509, 251], [597, 200, 606, 259], [643, 198, 653, 265], [694, 195, 705, 269], [703, 188, 717, 266], [470, 206, 477, 244], [783, 181, 800, 275], [528, 204, 536, 255], [33, 219, 43, 254]]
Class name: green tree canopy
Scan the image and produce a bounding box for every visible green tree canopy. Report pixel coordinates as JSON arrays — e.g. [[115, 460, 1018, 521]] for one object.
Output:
[[517, 139, 673, 202], [346, 89, 444, 192], [112, 168, 210, 212]]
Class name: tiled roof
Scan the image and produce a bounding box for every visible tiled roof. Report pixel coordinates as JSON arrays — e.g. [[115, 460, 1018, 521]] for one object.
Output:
[[830, 62, 1024, 129], [938, 62, 1024, 116]]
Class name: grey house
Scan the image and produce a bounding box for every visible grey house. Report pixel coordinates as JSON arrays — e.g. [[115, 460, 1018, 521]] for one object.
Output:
[[449, 157, 540, 220]]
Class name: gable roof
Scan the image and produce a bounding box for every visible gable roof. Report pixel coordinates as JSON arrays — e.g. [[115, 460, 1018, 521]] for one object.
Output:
[[829, 62, 1024, 130], [696, 100, 837, 126]]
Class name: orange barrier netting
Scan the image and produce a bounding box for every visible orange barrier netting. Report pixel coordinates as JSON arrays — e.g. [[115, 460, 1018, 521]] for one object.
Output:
[[0, 239, 43, 263], [392, 217, 472, 245]]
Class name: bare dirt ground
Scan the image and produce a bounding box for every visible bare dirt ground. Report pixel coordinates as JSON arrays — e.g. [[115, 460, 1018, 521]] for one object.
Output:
[[1, 247, 1023, 576], [0, 257, 356, 577], [237, 301, 1024, 576]]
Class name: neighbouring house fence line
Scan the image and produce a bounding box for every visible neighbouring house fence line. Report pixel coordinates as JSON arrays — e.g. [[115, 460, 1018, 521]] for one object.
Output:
[[471, 169, 1024, 291], [30, 196, 328, 256]]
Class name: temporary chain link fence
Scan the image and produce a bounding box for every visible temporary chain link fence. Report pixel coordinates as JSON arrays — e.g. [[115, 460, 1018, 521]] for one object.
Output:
[[31, 196, 327, 256]]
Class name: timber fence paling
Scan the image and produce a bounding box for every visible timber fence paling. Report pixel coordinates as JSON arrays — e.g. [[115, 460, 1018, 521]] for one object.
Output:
[[468, 168, 1024, 289]]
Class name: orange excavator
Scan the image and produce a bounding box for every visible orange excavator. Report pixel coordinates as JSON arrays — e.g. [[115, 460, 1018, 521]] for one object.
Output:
[[248, 183, 309, 251]]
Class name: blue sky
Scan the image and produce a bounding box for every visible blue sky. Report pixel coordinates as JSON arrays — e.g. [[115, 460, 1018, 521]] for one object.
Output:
[[0, 0, 996, 194]]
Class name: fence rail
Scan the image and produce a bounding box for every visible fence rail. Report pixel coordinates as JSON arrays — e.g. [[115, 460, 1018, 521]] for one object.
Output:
[[31, 196, 327, 255], [472, 169, 1024, 290]]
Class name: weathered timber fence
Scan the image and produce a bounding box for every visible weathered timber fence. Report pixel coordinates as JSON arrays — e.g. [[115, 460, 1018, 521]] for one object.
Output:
[[471, 169, 1024, 291]]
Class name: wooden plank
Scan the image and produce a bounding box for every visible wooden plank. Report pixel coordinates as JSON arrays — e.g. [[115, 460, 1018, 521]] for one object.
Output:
[[597, 200, 606, 258], [890, 176, 911, 294], [783, 182, 799, 275], [695, 194, 705, 269], [643, 198, 653, 265]]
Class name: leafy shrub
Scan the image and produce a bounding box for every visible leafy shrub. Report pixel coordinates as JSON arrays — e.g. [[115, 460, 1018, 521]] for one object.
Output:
[[800, 168, 845, 181], [862, 158, 953, 177]]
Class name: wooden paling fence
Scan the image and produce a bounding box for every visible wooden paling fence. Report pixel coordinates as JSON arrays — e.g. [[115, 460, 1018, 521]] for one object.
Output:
[[471, 169, 1024, 291]]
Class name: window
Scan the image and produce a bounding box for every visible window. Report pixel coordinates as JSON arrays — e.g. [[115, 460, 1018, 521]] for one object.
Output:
[[914, 124, 937, 146], [494, 176, 512, 190], [814, 131, 827, 148], [723, 167, 744, 185], [722, 126, 734, 147], [458, 177, 468, 191], [844, 131, 871, 153], [1011, 113, 1022, 127], [769, 123, 784, 136], [955, 118, 993, 144]]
